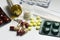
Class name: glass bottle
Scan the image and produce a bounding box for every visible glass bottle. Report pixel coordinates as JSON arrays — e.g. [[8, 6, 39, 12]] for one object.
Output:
[[7, 0, 22, 19]]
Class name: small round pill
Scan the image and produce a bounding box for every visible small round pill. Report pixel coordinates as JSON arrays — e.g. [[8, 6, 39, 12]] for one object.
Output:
[[37, 20, 41, 22], [37, 22, 41, 26], [31, 23, 35, 26], [36, 16, 40, 20], [36, 26, 40, 30], [29, 23, 33, 27], [28, 27, 32, 31], [30, 18, 34, 20], [30, 20, 34, 23], [33, 22, 37, 26]]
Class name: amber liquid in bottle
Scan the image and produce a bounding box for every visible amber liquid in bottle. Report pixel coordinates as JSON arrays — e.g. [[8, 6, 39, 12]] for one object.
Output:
[[7, 0, 22, 19]]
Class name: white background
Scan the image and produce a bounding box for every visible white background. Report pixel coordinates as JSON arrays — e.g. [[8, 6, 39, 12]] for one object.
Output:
[[0, 0, 60, 40]]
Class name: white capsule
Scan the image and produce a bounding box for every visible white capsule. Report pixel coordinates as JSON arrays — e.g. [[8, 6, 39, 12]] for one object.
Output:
[[14, 27, 19, 31], [17, 24, 20, 27], [24, 28, 28, 33]]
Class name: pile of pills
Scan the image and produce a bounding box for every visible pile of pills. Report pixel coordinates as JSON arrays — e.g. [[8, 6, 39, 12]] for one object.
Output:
[[10, 20, 29, 36], [0, 7, 11, 26], [10, 15, 42, 36], [29, 16, 42, 30], [39, 20, 60, 37]]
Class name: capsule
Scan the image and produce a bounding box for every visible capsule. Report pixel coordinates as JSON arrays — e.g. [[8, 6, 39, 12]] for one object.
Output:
[[42, 27, 50, 34], [53, 22, 59, 29], [51, 29, 59, 35], [0, 19, 3, 25], [24, 28, 28, 33], [10, 26, 19, 31], [10, 26, 14, 31], [17, 29, 25, 36]]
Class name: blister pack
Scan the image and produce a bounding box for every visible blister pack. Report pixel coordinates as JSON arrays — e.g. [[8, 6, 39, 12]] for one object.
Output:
[[39, 20, 60, 37], [0, 7, 11, 26], [20, 0, 51, 8]]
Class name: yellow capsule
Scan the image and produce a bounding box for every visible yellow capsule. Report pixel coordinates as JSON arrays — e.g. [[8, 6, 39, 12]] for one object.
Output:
[[28, 27, 32, 31], [36, 26, 40, 30]]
